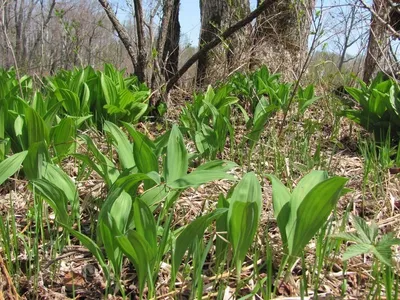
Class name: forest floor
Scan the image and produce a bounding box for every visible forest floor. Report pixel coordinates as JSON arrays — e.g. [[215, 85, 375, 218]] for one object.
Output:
[[1, 89, 400, 300]]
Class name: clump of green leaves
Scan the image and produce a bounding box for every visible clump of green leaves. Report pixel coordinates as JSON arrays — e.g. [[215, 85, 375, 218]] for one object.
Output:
[[332, 214, 400, 267], [340, 73, 400, 143], [267, 170, 349, 268], [180, 85, 237, 159]]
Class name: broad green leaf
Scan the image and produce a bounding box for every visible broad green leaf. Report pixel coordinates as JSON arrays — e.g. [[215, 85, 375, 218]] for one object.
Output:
[[104, 121, 135, 170], [195, 160, 238, 172], [227, 172, 262, 275], [168, 170, 235, 189], [123, 124, 158, 188], [59, 89, 80, 115], [25, 106, 49, 146], [116, 229, 156, 296], [289, 176, 348, 258], [113, 172, 158, 195], [166, 125, 188, 183], [98, 214, 123, 277], [42, 162, 78, 209], [133, 198, 157, 250], [172, 208, 228, 283], [100, 73, 118, 105], [0, 151, 27, 185], [267, 174, 291, 247], [52, 117, 76, 159], [32, 178, 70, 225], [286, 171, 328, 248], [23, 142, 49, 180]]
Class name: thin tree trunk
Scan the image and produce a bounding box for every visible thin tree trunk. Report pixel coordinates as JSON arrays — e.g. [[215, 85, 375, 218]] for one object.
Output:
[[98, 0, 139, 79], [338, 5, 357, 71], [133, 0, 146, 82], [14, 0, 24, 63]]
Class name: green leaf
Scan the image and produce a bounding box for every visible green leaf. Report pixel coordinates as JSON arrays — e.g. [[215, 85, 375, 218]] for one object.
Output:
[[101, 73, 118, 105], [331, 232, 365, 245], [104, 121, 135, 170], [123, 124, 158, 188], [59, 89, 80, 115], [342, 243, 373, 261], [78, 134, 119, 186], [227, 172, 262, 275], [133, 198, 157, 250], [25, 106, 49, 146], [286, 171, 328, 248], [172, 208, 228, 283], [352, 215, 377, 244], [0, 151, 27, 185], [60, 223, 109, 281], [168, 170, 236, 189], [23, 142, 49, 180], [42, 162, 78, 209], [31, 178, 70, 225], [195, 160, 238, 172], [166, 125, 188, 183], [289, 176, 348, 257], [266, 174, 291, 247], [116, 229, 156, 296], [52, 117, 76, 159]]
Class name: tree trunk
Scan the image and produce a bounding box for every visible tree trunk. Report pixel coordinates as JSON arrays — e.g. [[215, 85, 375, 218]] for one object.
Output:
[[251, 0, 315, 79], [133, 0, 146, 82], [363, 0, 390, 83], [196, 0, 250, 87], [151, 0, 180, 89], [197, 0, 227, 87]]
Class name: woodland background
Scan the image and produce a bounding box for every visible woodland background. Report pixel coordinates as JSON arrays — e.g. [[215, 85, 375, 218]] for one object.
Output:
[[1, 0, 400, 92]]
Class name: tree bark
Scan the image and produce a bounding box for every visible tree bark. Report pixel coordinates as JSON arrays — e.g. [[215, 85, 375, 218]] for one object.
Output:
[[363, 0, 390, 83], [251, 0, 315, 79]]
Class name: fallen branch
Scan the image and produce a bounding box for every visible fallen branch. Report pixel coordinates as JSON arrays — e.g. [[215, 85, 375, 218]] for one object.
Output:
[[165, 0, 271, 92]]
